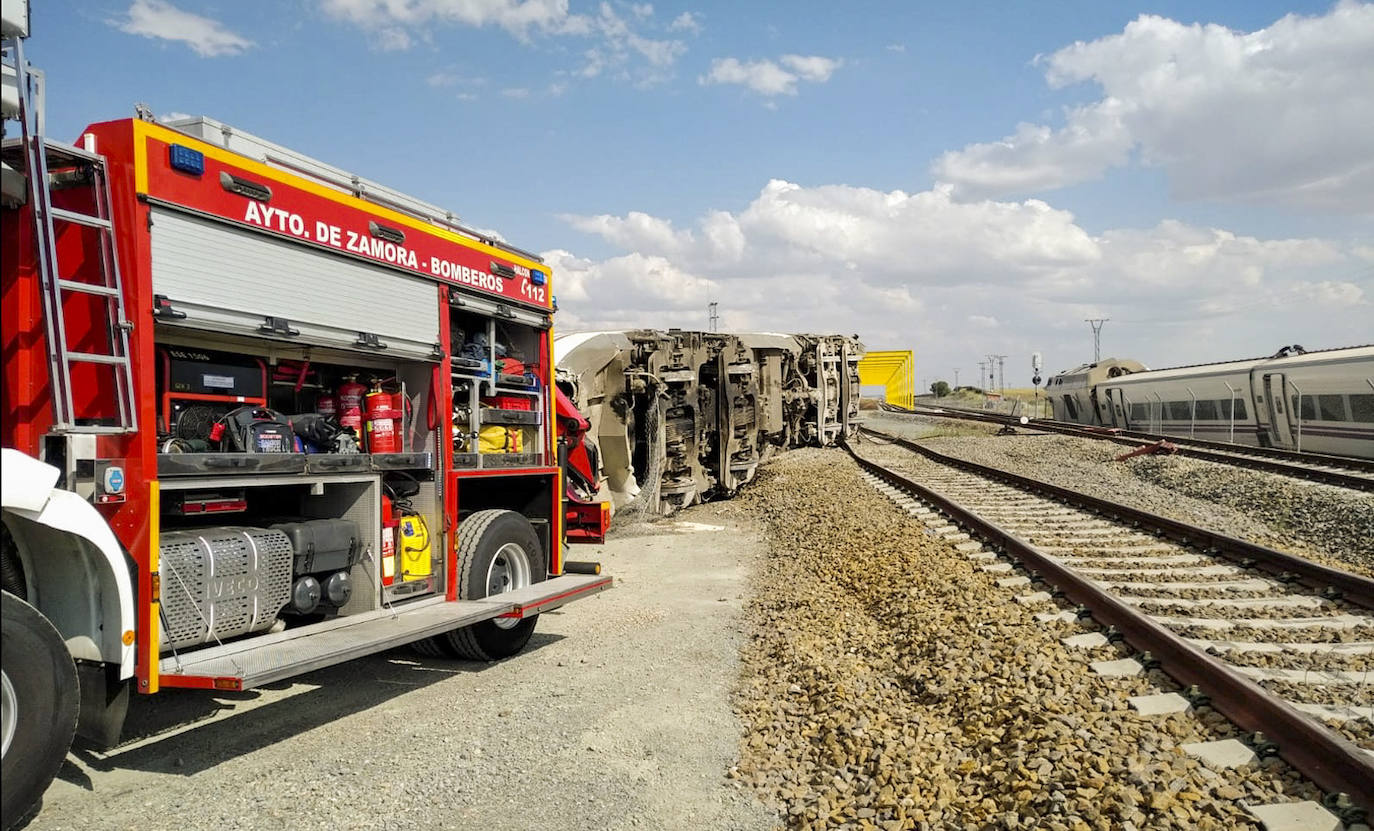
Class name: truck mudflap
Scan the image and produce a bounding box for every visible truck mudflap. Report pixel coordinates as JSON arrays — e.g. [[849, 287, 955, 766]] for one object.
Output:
[[157, 572, 613, 691]]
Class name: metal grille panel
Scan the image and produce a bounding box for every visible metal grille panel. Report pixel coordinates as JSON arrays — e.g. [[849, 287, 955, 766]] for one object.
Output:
[[159, 527, 293, 651]]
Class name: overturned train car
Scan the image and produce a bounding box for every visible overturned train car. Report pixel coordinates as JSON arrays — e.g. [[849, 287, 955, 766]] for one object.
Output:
[[556, 331, 863, 515]]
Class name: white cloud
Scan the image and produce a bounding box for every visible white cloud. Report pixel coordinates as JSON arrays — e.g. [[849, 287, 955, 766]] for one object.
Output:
[[342, 0, 687, 85], [572, 3, 686, 84], [700, 53, 841, 97], [112, 0, 253, 56], [319, 0, 574, 39], [551, 179, 1373, 381], [933, 2, 1374, 213], [886, 43, 905, 52], [700, 58, 796, 95], [375, 26, 411, 50], [1290, 280, 1367, 305], [156, 111, 194, 123], [501, 87, 531, 98], [427, 71, 486, 87], [541, 249, 720, 331], [668, 11, 701, 33], [933, 104, 1133, 199], [779, 54, 841, 83]]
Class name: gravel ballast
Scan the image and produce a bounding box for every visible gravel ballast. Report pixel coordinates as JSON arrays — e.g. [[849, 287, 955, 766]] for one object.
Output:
[[866, 411, 1374, 577], [731, 448, 1324, 830]]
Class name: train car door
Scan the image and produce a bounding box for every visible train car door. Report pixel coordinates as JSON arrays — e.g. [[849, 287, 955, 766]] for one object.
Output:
[[1105, 388, 1125, 428], [1262, 373, 1294, 448], [1088, 388, 1107, 426]]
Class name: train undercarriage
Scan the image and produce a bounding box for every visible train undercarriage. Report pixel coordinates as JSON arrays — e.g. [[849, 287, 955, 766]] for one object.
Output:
[[555, 330, 863, 516]]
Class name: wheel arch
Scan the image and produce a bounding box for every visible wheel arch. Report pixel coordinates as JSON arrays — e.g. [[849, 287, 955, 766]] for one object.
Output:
[[2, 453, 136, 681]]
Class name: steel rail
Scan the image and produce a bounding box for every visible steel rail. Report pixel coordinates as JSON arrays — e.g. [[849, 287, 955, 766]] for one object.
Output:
[[883, 403, 1374, 491], [860, 426, 1374, 607], [844, 431, 1374, 810]]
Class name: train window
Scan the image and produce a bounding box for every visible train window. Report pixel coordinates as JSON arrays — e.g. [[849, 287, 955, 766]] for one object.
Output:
[[1167, 402, 1191, 420], [1129, 403, 1146, 421], [1292, 395, 1315, 421], [1195, 400, 1218, 420], [1318, 394, 1346, 421], [1351, 394, 1374, 423], [1063, 396, 1079, 419], [1229, 399, 1247, 420]]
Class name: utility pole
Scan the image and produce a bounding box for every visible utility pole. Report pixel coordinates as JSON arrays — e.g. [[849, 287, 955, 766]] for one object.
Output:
[[708, 302, 719, 332], [985, 355, 998, 392], [953, 368, 960, 388], [995, 355, 1007, 393], [1085, 318, 1109, 362], [977, 361, 986, 391]]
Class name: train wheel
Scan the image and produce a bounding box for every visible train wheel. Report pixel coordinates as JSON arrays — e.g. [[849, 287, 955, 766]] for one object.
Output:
[[436, 510, 546, 661], [2, 591, 78, 831]]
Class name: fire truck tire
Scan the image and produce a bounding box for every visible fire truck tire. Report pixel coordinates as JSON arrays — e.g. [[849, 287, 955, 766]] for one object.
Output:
[[2, 591, 79, 831], [437, 510, 546, 662], [410, 635, 448, 658]]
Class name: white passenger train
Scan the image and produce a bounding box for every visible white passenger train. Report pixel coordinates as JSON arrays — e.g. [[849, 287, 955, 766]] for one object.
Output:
[[1046, 345, 1374, 459]]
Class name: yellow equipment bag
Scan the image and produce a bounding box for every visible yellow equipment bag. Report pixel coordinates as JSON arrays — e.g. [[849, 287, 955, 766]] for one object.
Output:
[[478, 425, 522, 453]]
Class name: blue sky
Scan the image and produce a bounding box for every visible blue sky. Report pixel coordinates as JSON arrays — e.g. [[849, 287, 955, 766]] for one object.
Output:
[[28, 0, 1374, 385]]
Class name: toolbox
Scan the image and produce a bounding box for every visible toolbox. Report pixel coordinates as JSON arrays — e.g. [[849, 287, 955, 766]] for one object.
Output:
[[270, 518, 361, 576], [158, 347, 267, 439]]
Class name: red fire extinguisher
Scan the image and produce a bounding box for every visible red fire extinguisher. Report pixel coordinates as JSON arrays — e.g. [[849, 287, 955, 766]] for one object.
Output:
[[380, 494, 399, 587], [364, 380, 399, 454], [338, 375, 367, 437]]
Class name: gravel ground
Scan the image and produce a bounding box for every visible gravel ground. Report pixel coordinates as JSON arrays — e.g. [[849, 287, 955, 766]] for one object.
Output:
[[731, 448, 1324, 830], [865, 411, 1374, 577], [21, 506, 775, 831]]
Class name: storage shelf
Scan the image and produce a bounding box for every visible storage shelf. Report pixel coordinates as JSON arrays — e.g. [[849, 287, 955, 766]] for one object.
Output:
[[158, 451, 434, 477], [479, 408, 540, 426], [452, 452, 546, 470]]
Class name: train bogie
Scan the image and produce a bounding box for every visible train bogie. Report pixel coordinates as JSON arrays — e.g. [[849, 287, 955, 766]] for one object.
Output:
[[555, 330, 863, 516]]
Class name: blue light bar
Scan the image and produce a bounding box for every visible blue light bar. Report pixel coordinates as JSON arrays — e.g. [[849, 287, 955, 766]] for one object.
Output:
[[168, 144, 204, 176], [530, 269, 546, 286]]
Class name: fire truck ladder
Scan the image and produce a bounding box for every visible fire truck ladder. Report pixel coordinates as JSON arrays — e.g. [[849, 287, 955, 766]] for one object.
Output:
[[4, 36, 137, 433]]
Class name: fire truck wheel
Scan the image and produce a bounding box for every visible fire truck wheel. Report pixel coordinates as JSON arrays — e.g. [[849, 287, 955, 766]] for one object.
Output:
[[2, 591, 79, 831], [410, 635, 448, 658], [437, 510, 546, 662]]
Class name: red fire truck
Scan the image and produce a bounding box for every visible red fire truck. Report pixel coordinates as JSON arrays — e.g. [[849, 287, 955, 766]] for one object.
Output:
[[1, 12, 611, 825]]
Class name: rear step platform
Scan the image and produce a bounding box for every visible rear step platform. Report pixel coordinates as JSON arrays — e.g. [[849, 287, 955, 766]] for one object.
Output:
[[158, 573, 612, 690]]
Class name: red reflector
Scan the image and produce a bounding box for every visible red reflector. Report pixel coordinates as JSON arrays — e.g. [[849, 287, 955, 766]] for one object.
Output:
[[213, 678, 241, 691]]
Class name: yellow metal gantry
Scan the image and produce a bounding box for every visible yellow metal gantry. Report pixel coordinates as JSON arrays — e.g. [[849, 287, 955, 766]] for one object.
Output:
[[857, 350, 915, 409]]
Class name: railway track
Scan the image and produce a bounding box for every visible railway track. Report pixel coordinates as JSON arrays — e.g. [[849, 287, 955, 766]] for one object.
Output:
[[848, 426, 1374, 821], [882, 402, 1374, 492]]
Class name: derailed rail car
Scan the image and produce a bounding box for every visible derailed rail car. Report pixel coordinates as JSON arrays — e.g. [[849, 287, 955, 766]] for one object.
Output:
[[555, 330, 863, 515]]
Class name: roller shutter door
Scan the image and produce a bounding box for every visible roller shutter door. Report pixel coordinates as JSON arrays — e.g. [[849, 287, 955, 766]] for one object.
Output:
[[149, 207, 441, 359]]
